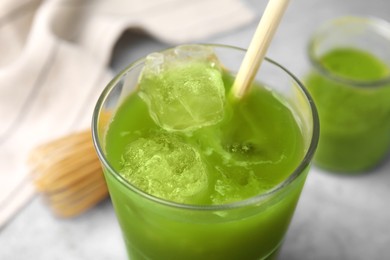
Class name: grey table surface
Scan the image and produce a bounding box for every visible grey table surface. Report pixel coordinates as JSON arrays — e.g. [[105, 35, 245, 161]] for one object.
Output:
[[1, 0, 390, 259]]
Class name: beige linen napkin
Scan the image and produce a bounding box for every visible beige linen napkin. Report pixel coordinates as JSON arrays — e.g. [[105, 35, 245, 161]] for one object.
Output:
[[0, 0, 254, 227]]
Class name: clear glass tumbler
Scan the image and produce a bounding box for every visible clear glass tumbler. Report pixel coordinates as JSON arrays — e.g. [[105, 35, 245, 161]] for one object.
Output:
[[92, 44, 319, 260], [306, 16, 390, 173]]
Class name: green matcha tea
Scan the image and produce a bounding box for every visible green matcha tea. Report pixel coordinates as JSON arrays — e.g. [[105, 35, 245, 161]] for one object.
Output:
[[306, 48, 390, 172], [105, 74, 304, 205]]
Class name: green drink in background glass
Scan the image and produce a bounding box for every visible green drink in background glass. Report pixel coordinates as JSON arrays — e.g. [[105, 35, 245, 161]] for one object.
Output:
[[92, 44, 319, 260], [306, 16, 390, 173]]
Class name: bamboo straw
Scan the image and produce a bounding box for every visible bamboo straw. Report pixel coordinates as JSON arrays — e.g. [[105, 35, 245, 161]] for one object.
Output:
[[231, 0, 290, 99]]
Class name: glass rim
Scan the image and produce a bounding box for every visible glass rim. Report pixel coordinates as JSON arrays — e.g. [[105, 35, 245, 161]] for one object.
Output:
[[92, 43, 320, 211], [308, 15, 390, 88]]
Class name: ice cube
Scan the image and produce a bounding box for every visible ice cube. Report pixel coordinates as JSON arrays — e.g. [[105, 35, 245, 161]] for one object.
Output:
[[119, 132, 208, 204], [144, 52, 164, 75], [138, 45, 225, 132], [174, 45, 218, 63]]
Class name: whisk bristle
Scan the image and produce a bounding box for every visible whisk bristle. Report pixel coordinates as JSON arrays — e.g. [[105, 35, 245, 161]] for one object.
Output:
[[29, 129, 108, 218]]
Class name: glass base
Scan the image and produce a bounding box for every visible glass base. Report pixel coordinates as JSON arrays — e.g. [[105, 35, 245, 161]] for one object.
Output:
[[263, 246, 281, 260], [127, 245, 282, 260]]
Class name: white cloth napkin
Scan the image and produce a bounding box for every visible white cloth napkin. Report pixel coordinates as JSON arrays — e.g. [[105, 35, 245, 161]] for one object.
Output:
[[0, 0, 254, 227]]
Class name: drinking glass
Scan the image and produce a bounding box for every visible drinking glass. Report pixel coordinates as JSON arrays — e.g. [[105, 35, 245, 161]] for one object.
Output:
[[306, 16, 390, 172], [92, 44, 319, 260]]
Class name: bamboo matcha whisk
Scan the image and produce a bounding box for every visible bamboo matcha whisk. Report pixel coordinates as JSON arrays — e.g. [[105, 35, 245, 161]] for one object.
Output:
[[29, 129, 108, 218]]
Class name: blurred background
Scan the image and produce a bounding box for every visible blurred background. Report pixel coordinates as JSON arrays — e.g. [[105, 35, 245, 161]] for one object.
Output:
[[1, 0, 389, 259]]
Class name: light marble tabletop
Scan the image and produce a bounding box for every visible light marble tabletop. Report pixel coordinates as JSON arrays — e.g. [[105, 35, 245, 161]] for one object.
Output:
[[1, 0, 390, 259]]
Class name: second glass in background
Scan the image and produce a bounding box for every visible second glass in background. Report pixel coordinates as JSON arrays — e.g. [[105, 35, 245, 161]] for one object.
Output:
[[305, 16, 390, 173]]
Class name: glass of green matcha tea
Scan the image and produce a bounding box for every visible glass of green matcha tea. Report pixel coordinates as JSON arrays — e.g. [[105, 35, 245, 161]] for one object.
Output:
[[92, 44, 319, 260], [305, 16, 390, 173]]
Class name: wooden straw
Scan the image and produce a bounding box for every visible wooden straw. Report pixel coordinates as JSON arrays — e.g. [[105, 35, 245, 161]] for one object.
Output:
[[231, 0, 290, 99]]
